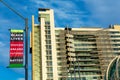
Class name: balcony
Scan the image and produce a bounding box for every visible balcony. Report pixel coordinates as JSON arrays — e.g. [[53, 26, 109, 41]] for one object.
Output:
[[65, 34, 73, 37], [68, 53, 76, 56]]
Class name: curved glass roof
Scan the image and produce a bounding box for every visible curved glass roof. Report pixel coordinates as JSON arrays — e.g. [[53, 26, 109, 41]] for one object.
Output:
[[105, 56, 120, 80]]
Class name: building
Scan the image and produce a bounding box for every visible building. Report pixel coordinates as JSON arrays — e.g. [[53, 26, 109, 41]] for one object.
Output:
[[31, 8, 120, 80]]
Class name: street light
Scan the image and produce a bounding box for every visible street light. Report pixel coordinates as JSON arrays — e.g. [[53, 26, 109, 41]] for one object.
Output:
[[0, 0, 28, 80]]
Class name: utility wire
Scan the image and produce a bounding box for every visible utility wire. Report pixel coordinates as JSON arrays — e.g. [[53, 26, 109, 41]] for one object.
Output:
[[0, 0, 25, 20]]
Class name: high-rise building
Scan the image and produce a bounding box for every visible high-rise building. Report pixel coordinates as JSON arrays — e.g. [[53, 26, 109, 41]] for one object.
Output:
[[31, 8, 120, 80]]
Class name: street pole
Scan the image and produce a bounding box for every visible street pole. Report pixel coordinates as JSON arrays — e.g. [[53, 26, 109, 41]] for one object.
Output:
[[25, 18, 28, 80], [0, 0, 28, 80]]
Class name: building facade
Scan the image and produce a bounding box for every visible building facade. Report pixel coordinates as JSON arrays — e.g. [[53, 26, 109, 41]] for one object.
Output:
[[31, 8, 120, 80]]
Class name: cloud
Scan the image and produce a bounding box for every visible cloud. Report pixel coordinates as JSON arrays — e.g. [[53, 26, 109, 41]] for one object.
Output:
[[30, 0, 120, 27], [30, 0, 49, 7], [17, 78, 25, 80], [83, 0, 120, 27], [0, 41, 5, 47], [30, 0, 88, 27]]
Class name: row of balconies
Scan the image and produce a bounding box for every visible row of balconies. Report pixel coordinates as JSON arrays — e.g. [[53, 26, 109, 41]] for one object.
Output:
[[75, 46, 96, 48], [57, 52, 100, 57], [69, 69, 101, 72], [58, 74, 102, 78], [58, 68, 101, 74], [69, 64, 100, 67], [72, 59, 99, 62]]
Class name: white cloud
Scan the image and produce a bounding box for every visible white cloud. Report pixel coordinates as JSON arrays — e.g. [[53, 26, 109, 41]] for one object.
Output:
[[30, 0, 88, 27], [83, 0, 120, 27], [30, 0, 49, 7], [0, 14, 25, 29], [0, 41, 5, 47], [17, 78, 25, 80], [30, 0, 120, 27]]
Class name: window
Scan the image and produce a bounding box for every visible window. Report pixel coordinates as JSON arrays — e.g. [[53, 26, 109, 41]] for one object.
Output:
[[46, 35, 51, 39], [56, 39, 60, 42], [45, 30, 51, 34], [46, 40, 51, 44], [47, 67, 53, 72], [82, 77, 86, 80], [113, 48, 120, 50], [57, 52, 61, 56], [47, 73, 53, 78], [57, 43, 60, 46], [47, 56, 52, 60], [46, 50, 52, 55], [109, 31, 120, 34], [93, 77, 97, 79], [55, 35, 60, 37], [46, 45, 51, 49], [47, 61, 52, 66], [57, 62, 62, 66], [45, 26, 50, 29], [57, 48, 61, 50], [57, 57, 62, 60], [45, 21, 50, 25]]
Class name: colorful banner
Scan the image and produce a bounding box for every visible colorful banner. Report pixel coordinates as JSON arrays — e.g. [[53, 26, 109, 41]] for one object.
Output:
[[9, 29, 24, 68]]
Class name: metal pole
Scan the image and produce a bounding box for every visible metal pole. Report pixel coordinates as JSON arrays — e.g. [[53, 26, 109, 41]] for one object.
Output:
[[25, 18, 28, 80]]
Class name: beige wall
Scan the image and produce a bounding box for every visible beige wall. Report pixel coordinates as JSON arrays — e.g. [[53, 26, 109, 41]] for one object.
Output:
[[113, 25, 120, 31]]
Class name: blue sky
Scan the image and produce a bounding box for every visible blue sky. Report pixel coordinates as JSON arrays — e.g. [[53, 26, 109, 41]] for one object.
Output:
[[0, 0, 120, 80]]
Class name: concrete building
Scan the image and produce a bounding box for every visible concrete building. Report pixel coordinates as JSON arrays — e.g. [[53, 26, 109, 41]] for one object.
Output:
[[31, 8, 120, 80]]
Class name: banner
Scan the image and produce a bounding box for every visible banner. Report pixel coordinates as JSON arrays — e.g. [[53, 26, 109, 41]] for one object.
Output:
[[9, 29, 24, 68]]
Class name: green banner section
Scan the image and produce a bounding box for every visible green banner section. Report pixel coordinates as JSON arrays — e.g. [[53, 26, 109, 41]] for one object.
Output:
[[8, 64, 24, 68], [10, 29, 24, 33]]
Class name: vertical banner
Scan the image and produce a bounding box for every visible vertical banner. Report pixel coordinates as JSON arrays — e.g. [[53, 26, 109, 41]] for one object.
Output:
[[9, 29, 24, 68]]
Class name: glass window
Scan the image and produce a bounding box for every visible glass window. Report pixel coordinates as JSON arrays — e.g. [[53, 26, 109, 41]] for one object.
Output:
[[56, 39, 60, 42], [57, 57, 63, 60], [57, 43, 60, 46], [45, 21, 50, 25], [47, 73, 53, 77], [82, 77, 86, 80], [57, 48, 61, 50], [46, 50, 52, 55], [45, 26, 50, 29], [93, 77, 97, 79], [46, 40, 51, 44], [47, 73, 53, 78], [57, 62, 62, 66], [47, 67, 53, 72], [47, 56, 52, 60], [57, 52, 61, 56], [46, 35, 51, 39], [47, 61, 52, 66], [46, 45, 51, 49], [45, 30, 51, 34], [56, 35, 60, 37]]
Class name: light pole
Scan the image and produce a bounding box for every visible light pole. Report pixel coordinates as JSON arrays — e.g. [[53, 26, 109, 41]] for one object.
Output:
[[0, 0, 28, 80]]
